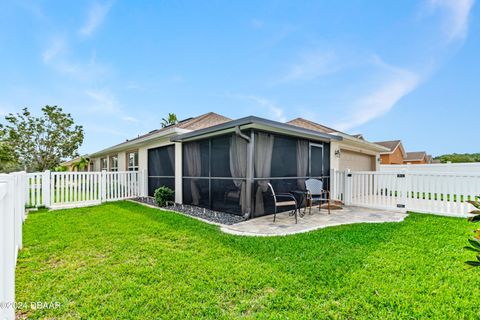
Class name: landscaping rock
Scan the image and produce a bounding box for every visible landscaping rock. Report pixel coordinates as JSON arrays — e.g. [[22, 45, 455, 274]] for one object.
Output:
[[132, 197, 246, 225]]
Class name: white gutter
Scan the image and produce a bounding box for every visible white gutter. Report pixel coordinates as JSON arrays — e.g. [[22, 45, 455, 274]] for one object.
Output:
[[332, 133, 390, 153], [89, 127, 191, 157]]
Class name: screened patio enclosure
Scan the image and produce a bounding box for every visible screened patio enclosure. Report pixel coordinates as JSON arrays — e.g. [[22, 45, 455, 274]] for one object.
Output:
[[180, 129, 331, 218]]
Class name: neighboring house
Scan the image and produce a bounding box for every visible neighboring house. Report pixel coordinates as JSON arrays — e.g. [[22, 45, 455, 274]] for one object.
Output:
[[404, 151, 428, 164], [88, 112, 387, 218], [374, 140, 406, 165], [60, 155, 89, 172]]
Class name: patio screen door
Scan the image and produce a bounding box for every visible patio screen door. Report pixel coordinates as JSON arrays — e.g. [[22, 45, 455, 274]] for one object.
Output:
[[309, 143, 324, 177]]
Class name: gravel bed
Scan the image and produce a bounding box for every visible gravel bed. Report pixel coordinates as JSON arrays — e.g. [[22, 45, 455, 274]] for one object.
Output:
[[132, 197, 246, 225]]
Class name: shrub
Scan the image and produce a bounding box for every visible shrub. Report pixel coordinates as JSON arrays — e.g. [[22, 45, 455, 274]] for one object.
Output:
[[465, 197, 480, 267], [153, 186, 174, 207]]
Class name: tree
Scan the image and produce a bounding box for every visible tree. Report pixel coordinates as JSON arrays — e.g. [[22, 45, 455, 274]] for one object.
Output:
[[434, 153, 480, 163], [72, 156, 90, 171], [0, 106, 84, 172], [161, 113, 178, 128], [0, 138, 21, 173]]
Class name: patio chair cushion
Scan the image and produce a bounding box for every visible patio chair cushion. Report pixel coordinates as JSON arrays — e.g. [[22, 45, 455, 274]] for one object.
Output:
[[276, 200, 297, 207]]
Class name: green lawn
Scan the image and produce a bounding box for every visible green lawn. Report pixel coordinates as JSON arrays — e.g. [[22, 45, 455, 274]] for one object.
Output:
[[16, 201, 480, 319]]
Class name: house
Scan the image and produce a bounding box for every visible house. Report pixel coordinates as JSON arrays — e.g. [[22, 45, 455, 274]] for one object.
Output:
[[88, 113, 387, 218], [374, 140, 406, 165], [404, 151, 428, 164], [60, 155, 90, 172]]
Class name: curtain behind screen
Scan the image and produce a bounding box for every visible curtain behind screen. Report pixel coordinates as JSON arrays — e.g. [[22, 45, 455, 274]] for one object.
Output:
[[296, 139, 309, 190], [229, 135, 247, 213], [254, 133, 274, 215], [184, 143, 202, 205]]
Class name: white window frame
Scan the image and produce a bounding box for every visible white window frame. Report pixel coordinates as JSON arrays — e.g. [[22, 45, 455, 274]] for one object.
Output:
[[127, 151, 139, 171], [101, 158, 108, 171], [110, 155, 119, 172]]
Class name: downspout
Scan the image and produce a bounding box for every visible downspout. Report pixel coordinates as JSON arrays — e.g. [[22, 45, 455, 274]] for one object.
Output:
[[235, 126, 250, 142]]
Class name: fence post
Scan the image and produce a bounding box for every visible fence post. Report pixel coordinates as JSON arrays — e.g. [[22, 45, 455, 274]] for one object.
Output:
[[399, 169, 408, 212], [13, 173, 23, 252], [344, 169, 352, 205], [43, 170, 51, 208], [0, 175, 15, 320], [101, 170, 107, 203]]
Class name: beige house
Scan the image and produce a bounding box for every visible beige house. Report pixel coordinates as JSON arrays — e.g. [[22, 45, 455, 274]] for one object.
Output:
[[88, 112, 388, 217]]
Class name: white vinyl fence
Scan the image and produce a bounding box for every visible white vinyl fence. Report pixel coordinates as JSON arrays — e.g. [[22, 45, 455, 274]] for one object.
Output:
[[380, 162, 480, 174], [0, 170, 145, 320], [332, 169, 480, 217], [0, 172, 27, 320], [25, 170, 146, 209]]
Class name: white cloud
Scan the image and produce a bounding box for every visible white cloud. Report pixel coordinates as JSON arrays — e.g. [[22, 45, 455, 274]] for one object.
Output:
[[334, 60, 421, 131], [79, 1, 113, 37], [42, 38, 109, 81], [280, 50, 339, 82], [42, 37, 66, 63], [227, 94, 286, 122], [85, 88, 118, 113], [428, 0, 475, 41], [121, 116, 139, 123], [250, 19, 264, 29]]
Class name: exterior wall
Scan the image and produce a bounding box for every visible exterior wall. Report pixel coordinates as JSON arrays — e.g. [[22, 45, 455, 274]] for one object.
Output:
[[380, 147, 404, 165], [335, 141, 380, 171], [330, 141, 341, 171], [339, 150, 376, 171]]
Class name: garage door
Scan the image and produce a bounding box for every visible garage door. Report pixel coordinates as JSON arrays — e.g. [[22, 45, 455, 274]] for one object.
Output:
[[339, 150, 375, 171]]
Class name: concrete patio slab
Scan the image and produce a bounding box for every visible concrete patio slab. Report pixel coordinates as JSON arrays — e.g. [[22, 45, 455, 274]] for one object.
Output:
[[221, 206, 408, 237]]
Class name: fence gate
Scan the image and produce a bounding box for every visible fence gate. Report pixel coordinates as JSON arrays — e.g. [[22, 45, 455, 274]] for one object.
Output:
[[344, 171, 407, 212]]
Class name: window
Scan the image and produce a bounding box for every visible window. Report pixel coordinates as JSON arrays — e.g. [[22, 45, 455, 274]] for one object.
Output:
[[110, 155, 118, 171], [127, 151, 139, 171], [101, 158, 108, 171]]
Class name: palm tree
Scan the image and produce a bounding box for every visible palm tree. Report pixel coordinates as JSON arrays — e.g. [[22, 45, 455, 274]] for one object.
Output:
[[72, 156, 90, 171], [161, 113, 178, 128]]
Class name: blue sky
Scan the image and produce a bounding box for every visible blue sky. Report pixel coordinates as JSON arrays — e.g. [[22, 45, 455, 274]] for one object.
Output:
[[0, 0, 477, 156]]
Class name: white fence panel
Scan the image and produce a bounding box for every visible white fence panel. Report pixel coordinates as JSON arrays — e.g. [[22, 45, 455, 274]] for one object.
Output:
[[380, 163, 480, 174], [330, 169, 345, 202], [348, 171, 406, 212], [405, 172, 480, 216], [332, 169, 480, 217], [50, 170, 143, 209], [25, 172, 45, 208], [104, 171, 141, 202], [51, 172, 102, 209], [1, 172, 27, 320]]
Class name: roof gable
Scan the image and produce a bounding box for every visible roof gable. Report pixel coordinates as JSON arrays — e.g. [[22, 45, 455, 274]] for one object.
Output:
[[286, 118, 337, 134], [405, 151, 427, 161]]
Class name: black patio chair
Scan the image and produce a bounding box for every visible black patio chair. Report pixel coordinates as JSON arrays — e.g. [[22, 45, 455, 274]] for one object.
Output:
[[268, 183, 299, 224]]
